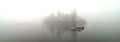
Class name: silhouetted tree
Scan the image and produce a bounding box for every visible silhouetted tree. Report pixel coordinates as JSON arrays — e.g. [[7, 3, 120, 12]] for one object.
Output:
[[43, 10, 87, 42]]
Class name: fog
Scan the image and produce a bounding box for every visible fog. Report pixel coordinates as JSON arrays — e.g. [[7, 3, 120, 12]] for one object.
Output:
[[0, 0, 120, 42]]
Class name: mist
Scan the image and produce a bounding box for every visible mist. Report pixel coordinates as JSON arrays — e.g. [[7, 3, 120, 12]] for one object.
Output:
[[0, 0, 120, 42]]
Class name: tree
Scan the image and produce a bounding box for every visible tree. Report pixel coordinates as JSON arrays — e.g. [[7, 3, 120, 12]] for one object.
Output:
[[43, 10, 87, 42]]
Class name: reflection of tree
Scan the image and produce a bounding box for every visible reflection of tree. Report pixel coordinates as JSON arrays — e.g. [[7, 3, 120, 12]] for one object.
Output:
[[43, 10, 87, 42]]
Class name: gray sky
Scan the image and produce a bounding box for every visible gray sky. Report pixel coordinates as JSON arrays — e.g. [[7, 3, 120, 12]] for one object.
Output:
[[0, 0, 119, 22]]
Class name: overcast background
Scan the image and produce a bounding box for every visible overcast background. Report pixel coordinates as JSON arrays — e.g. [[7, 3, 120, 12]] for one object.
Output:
[[0, 0, 120, 42]]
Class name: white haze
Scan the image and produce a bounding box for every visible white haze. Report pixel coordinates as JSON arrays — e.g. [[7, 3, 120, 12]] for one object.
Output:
[[0, 0, 120, 42]]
